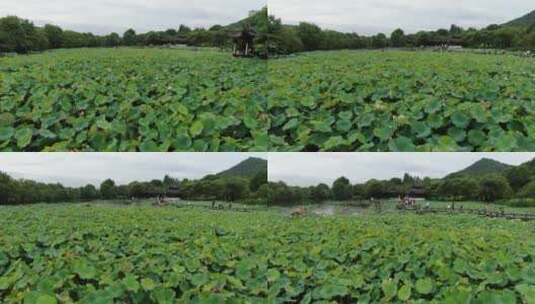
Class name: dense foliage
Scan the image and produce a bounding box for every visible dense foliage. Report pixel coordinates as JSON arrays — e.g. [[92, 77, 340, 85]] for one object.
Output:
[[0, 48, 267, 151], [0, 167, 266, 205], [268, 51, 535, 152], [2, 206, 535, 303], [268, 158, 535, 206], [0, 8, 269, 54], [268, 11, 535, 55]]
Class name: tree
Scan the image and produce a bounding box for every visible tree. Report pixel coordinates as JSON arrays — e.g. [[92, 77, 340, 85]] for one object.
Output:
[[44, 24, 63, 48], [371, 33, 388, 48], [104, 32, 121, 47], [449, 24, 463, 36], [506, 167, 531, 191], [250, 170, 267, 192], [0, 16, 36, 53], [310, 183, 331, 203], [332, 177, 352, 201], [100, 179, 117, 199], [222, 178, 248, 202], [520, 181, 535, 198], [80, 184, 99, 200], [123, 28, 137, 46], [390, 28, 405, 47], [296, 22, 323, 51], [0, 172, 14, 205], [479, 175, 512, 202], [178, 25, 192, 34], [365, 180, 385, 199]]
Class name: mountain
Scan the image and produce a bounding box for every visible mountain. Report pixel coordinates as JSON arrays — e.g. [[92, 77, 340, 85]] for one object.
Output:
[[216, 157, 267, 179], [446, 158, 514, 179], [504, 10, 535, 27]]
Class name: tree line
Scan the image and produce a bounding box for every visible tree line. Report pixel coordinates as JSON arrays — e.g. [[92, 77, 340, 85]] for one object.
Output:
[[0, 8, 269, 54], [4, 8, 535, 56], [266, 162, 535, 206], [268, 15, 535, 54], [0, 170, 267, 205]]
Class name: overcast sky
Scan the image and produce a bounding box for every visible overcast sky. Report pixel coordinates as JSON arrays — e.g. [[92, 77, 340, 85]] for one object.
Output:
[[0, 153, 266, 187], [0, 0, 266, 34], [269, 153, 535, 187], [270, 0, 535, 35]]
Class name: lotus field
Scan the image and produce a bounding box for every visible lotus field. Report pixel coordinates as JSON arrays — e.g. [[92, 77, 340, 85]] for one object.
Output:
[[268, 51, 535, 152], [0, 48, 268, 152], [1, 205, 535, 303]]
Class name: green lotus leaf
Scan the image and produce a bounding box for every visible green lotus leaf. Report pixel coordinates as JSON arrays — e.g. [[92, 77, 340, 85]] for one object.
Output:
[[73, 261, 96, 280], [415, 278, 434, 295], [412, 122, 431, 138], [141, 278, 156, 291], [516, 284, 535, 304], [189, 120, 204, 137], [381, 279, 397, 300], [397, 284, 411, 301], [448, 127, 466, 143], [123, 275, 140, 292], [388, 137, 416, 152], [151, 287, 175, 304], [15, 127, 33, 149], [314, 284, 348, 300], [373, 125, 395, 141], [451, 112, 470, 129], [0, 126, 15, 142], [335, 119, 352, 132], [283, 118, 299, 131]]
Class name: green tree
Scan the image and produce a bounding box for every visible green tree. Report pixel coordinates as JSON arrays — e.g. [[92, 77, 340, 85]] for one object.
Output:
[[0, 16, 35, 53], [371, 33, 388, 48], [123, 28, 137, 46], [520, 181, 535, 198], [80, 184, 99, 200], [44, 24, 63, 48], [310, 183, 331, 203], [332, 177, 352, 201], [296, 22, 323, 51], [365, 179, 385, 199], [222, 178, 248, 202], [506, 167, 532, 191], [104, 32, 121, 47], [390, 28, 405, 47], [250, 170, 267, 192], [479, 175, 512, 202], [100, 179, 117, 199]]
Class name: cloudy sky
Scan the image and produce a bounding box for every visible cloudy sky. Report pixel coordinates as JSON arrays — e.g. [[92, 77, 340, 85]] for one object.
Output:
[[269, 153, 535, 186], [0, 0, 266, 34], [270, 0, 535, 34], [0, 153, 266, 187]]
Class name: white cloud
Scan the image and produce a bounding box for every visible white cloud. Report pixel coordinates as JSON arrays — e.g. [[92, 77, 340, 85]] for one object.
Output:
[[269, 0, 535, 34], [268, 153, 535, 186], [0, 153, 266, 187]]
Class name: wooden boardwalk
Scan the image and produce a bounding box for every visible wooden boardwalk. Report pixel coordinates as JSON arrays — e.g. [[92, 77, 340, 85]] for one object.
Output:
[[400, 206, 535, 222]]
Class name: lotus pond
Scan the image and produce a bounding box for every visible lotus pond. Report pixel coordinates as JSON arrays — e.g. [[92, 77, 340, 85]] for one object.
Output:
[[1, 204, 535, 303], [0, 48, 267, 152], [268, 50, 535, 152]]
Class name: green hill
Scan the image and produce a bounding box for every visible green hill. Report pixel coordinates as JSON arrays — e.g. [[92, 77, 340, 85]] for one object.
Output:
[[446, 158, 514, 179], [504, 10, 535, 27], [217, 157, 267, 179]]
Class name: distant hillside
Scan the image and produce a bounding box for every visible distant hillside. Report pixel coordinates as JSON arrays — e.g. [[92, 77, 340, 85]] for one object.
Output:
[[446, 158, 514, 179], [505, 10, 535, 27], [217, 157, 267, 178]]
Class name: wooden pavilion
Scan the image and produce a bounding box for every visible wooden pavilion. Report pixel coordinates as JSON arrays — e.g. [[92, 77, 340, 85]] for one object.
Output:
[[230, 27, 256, 57]]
